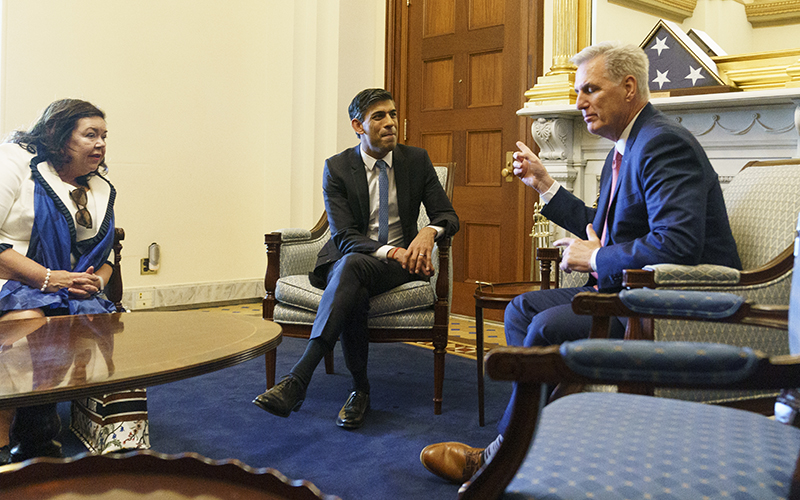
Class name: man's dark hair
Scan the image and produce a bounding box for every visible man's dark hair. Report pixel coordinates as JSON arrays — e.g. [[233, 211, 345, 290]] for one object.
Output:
[[7, 98, 106, 170], [348, 88, 394, 122]]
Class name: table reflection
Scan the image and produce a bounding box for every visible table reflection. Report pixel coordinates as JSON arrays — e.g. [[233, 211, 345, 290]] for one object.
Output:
[[0, 314, 123, 397]]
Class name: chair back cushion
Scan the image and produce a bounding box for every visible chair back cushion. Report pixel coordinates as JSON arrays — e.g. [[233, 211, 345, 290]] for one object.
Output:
[[416, 165, 451, 229], [278, 227, 331, 277], [723, 163, 800, 270]]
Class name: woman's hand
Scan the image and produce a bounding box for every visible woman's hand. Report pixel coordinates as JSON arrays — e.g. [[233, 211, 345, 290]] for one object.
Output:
[[47, 266, 104, 298]]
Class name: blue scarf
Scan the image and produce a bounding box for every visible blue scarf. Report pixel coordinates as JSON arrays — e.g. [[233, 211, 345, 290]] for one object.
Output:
[[0, 154, 117, 315]]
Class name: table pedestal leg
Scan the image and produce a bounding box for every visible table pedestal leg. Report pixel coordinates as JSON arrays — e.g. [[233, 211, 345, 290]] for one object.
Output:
[[9, 403, 62, 463]]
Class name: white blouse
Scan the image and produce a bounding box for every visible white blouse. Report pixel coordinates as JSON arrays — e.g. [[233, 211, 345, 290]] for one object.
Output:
[[0, 142, 112, 267]]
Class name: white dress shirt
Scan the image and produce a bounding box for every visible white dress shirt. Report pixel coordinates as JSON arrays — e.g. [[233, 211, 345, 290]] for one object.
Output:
[[360, 149, 443, 261]]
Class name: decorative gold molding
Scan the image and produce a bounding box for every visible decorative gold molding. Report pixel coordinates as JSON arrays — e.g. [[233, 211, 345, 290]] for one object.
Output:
[[608, 0, 697, 22], [523, 0, 590, 105], [523, 74, 577, 106], [745, 0, 800, 27], [785, 58, 800, 87], [714, 48, 800, 90]]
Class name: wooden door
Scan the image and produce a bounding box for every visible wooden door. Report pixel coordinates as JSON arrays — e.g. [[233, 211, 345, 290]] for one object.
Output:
[[387, 0, 543, 317]]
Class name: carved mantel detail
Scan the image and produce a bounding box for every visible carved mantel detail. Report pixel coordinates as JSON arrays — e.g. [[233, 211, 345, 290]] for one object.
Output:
[[530, 117, 578, 192]]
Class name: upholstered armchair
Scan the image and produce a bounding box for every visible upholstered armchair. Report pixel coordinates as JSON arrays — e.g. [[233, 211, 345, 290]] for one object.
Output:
[[262, 164, 455, 414], [460, 284, 800, 499]]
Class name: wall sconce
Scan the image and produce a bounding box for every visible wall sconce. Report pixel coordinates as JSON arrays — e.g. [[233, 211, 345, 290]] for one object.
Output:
[[141, 242, 160, 275]]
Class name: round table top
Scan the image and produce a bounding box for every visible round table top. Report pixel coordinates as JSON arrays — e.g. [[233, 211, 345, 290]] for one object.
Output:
[[474, 281, 542, 304], [0, 311, 282, 409]]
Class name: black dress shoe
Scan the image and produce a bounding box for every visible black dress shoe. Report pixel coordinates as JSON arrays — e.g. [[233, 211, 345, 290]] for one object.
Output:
[[252, 375, 306, 418], [336, 390, 370, 429]]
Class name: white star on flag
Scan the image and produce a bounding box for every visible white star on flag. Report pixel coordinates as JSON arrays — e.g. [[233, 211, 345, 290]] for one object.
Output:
[[650, 37, 670, 56], [685, 66, 705, 86], [652, 69, 671, 89]]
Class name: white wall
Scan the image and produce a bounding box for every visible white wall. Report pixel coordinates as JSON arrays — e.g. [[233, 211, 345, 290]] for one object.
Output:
[[0, 0, 385, 308]]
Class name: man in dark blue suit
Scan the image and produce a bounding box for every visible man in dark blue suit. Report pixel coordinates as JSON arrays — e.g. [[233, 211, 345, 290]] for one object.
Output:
[[420, 41, 740, 484], [253, 88, 459, 429]]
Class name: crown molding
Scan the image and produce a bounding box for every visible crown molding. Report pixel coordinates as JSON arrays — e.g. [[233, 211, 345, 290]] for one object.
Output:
[[745, 0, 800, 27], [608, 0, 697, 22]]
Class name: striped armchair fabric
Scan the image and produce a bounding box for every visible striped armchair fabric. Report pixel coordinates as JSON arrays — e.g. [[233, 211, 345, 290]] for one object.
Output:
[[640, 160, 800, 403], [262, 164, 455, 414]]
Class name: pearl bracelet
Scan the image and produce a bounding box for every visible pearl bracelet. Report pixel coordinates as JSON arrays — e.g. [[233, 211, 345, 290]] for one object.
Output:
[[40, 268, 51, 293]]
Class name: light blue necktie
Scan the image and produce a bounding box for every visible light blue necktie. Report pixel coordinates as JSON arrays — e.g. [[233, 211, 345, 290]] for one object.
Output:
[[376, 159, 389, 245]]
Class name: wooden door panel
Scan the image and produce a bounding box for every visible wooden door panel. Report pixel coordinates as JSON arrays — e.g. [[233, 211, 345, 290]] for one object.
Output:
[[465, 222, 503, 282], [422, 58, 455, 110], [423, 0, 456, 36], [421, 133, 454, 163], [466, 130, 504, 186], [468, 51, 504, 106], [470, 0, 506, 28]]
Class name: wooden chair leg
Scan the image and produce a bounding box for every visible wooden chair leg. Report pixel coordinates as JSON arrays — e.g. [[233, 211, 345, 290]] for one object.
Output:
[[433, 347, 445, 415], [476, 305, 485, 426], [265, 349, 276, 389], [324, 351, 335, 374]]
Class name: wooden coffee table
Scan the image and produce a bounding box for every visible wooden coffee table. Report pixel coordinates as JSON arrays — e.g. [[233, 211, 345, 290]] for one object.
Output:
[[0, 311, 282, 461]]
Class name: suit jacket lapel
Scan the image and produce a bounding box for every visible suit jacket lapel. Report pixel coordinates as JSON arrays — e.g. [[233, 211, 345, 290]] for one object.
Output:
[[597, 104, 653, 242], [594, 150, 615, 231], [347, 145, 371, 226], [393, 146, 410, 231]]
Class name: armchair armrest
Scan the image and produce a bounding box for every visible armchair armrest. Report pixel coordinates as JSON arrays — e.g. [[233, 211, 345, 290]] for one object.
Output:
[[624, 246, 795, 289], [263, 213, 329, 320], [571, 290, 788, 338]]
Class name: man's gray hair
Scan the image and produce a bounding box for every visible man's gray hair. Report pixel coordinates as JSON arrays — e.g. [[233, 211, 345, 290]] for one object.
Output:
[[570, 41, 650, 101]]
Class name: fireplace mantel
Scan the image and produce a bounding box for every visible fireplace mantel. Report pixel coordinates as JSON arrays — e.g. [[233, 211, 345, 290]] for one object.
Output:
[[517, 88, 800, 207]]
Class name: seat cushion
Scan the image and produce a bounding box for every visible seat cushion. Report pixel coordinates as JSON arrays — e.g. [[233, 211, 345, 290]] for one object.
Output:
[[275, 275, 436, 317], [504, 392, 800, 499]]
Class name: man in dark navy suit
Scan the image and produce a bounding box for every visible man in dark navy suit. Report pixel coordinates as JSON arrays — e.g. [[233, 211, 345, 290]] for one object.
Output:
[[253, 88, 459, 429], [420, 41, 741, 485]]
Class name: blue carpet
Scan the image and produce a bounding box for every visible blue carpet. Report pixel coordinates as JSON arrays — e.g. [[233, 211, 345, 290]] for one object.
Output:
[[57, 337, 512, 500]]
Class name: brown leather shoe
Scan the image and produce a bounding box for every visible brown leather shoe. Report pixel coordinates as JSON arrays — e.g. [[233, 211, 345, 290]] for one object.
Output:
[[420, 442, 484, 484]]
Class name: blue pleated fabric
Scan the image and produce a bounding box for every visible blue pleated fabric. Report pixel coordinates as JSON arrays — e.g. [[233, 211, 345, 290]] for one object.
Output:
[[0, 154, 116, 315]]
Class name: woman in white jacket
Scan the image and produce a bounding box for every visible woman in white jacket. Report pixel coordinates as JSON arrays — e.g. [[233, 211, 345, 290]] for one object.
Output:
[[0, 99, 146, 463]]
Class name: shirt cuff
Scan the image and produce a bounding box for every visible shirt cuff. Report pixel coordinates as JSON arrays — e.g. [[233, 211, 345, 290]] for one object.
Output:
[[540, 181, 561, 204], [426, 225, 444, 239], [590, 247, 599, 272], [374, 245, 394, 262]]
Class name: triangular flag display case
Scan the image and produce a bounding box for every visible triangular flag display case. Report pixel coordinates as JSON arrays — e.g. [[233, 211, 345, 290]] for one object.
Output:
[[640, 19, 733, 95]]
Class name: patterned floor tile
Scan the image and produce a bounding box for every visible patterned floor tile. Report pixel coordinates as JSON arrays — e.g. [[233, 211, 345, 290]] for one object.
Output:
[[194, 303, 505, 361]]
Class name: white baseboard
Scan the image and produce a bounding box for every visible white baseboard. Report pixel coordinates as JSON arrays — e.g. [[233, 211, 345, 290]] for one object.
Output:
[[123, 279, 264, 310]]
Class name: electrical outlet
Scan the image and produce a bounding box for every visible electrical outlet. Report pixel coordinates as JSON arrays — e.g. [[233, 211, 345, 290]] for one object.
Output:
[[141, 258, 157, 275], [135, 290, 154, 309]]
